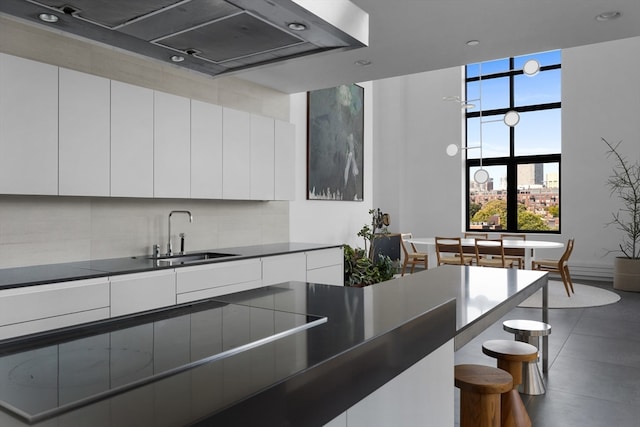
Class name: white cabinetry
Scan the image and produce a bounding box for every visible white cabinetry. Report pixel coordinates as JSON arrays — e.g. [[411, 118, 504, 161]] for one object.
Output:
[[262, 253, 307, 286], [176, 259, 262, 303], [111, 80, 154, 197], [222, 107, 251, 199], [191, 100, 223, 199], [0, 53, 58, 195], [154, 91, 191, 198], [0, 278, 110, 340], [250, 114, 275, 200], [58, 68, 111, 196], [306, 248, 344, 286], [110, 270, 176, 317], [274, 119, 296, 201]]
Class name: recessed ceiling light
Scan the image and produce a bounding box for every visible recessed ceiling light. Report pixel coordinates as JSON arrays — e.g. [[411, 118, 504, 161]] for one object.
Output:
[[354, 59, 372, 66], [170, 55, 185, 63], [466, 40, 480, 46], [38, 13, 59, 23], [287, 22, 307, 31], [596, 11, 622, 21]]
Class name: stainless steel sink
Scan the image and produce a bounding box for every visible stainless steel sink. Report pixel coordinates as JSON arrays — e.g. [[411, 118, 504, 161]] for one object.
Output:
[[149, 252, 239, 265]]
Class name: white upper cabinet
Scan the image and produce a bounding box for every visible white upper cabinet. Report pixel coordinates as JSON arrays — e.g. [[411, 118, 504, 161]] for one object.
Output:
[[250, 114, 275, 200], [191, 100, 223, 199], [111, 81, 154, 197], [222, 107, 251, 199], [59, 68, 111, 196], [0, 53, 59, 195], [275, 119, 296, 201], [154, 91, 191, 198]]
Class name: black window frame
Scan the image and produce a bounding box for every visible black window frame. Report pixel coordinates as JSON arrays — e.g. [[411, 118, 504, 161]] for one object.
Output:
[[465, 57, 562, 234]]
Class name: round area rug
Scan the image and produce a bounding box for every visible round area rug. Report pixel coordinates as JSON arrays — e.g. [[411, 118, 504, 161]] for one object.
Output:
[[518, 281, 621, 309]]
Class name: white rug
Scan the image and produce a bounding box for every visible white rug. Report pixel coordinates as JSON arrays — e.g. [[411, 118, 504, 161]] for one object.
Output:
[[518, 281, 621, 309]]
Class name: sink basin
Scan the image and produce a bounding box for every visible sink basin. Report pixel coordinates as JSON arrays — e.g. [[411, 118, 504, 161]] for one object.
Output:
[[150, 252, 239, 265]]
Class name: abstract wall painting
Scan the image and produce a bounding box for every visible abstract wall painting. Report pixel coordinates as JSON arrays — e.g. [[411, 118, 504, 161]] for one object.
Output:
[[307, 84, 364, 201]]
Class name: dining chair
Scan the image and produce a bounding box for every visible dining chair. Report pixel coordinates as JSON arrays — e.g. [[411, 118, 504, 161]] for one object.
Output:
[[500, 234, 526, 269], [474, 238, 515, 268], [400, 233, 428, 276], [531, 238, 575, 297], [464, 232, 489, 239], [435, 237, 474, 266]]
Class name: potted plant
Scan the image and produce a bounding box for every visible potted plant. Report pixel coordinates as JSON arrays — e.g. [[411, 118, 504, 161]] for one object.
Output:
[[602, 137, 640, 291], [343, 209, 396, 287]]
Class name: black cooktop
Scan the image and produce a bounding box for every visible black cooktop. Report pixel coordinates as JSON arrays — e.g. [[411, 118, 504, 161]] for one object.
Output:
[[0, 299, 325, 423]]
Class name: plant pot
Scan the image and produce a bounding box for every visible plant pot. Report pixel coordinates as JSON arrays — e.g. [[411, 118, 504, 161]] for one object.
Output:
[[613, 257, 640, 292]]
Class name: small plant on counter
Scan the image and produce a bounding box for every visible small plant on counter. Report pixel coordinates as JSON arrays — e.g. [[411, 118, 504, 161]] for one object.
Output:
[[344, 209, 396, 287]]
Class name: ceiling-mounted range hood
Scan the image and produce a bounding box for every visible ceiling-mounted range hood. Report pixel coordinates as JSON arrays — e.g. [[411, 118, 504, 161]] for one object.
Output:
[[0, 0, 368, 78]]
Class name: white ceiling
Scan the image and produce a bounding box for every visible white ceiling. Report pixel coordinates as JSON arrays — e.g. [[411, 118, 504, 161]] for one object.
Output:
[[236, 0, 640, 94]]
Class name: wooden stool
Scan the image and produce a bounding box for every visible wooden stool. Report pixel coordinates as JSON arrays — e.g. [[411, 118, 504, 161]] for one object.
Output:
[[454, 364, 513, 427], [482, 340, 538, 427]]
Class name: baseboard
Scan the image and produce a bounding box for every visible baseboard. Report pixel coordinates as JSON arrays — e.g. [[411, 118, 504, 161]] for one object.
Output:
[[565, 262, 613, 282]]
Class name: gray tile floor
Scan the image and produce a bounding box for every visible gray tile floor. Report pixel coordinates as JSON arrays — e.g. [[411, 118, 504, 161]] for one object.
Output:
[[454, 279, 640, 426]]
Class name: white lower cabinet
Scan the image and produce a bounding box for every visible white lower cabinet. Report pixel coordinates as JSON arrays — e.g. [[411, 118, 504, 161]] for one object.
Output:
[[324, 340, 454, 426], [176, 259, 262, 304], [262, 253, 307, 286], [0, 277, 110, 340], [110, 270, 176, 317], [306, 248, 344, 286]]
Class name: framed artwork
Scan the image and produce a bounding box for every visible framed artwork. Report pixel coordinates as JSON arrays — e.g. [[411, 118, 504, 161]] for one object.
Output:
[[307, 83, 364, 201]]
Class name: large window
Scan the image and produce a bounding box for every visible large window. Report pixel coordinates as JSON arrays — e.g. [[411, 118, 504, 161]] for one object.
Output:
[[466, 51, 561, 233]]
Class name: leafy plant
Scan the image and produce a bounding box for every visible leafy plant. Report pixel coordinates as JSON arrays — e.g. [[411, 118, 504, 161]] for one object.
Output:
[[344, 209, 396, 286], [603, 137, 640, 259]]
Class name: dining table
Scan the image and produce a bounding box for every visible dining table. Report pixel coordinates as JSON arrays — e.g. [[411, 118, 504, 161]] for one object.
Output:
[[408, 237, 564, 270]]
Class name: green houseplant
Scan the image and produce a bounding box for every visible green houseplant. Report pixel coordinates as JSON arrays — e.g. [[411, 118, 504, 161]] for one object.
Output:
[[602, 137, 640, 291], [343, 209, 396, 287]]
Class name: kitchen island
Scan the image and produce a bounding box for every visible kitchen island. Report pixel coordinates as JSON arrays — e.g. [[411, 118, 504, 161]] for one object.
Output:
[[0, 265, 547, 426]]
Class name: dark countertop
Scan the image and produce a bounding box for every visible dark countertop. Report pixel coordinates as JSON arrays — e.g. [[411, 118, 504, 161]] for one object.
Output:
[[0, 243, 342, 290], [0, 277, 457, 427]]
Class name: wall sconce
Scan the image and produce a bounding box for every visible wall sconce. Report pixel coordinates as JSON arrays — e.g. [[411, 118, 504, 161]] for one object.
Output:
[[445, 59, 541, 184]]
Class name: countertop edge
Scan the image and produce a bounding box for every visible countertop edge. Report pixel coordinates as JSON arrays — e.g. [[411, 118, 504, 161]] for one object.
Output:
[[191, 297, 457, 427], [0, 243, 344, 290]]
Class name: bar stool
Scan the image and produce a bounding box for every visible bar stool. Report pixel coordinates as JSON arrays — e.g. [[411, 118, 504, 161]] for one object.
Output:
[[503, 319, 551, 395], [454, 364, 513, 427], [482, 340, 538, 427]]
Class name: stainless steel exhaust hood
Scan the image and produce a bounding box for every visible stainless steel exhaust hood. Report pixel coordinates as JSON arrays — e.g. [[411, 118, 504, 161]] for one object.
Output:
[[0, 0, 368, 78]]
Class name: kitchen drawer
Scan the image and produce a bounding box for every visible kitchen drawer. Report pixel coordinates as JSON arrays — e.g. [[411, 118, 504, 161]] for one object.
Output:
[[0, 308, 110, 341], [176, 259, 262, 295], [0, 277, 110, 326], [306, 248, 343, 270], [110, 270, 176, 317]]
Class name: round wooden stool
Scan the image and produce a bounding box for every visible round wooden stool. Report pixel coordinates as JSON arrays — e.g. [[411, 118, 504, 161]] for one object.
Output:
[[503, 319, 552, 395], [454, 364, 513, 427], [482, 340, 538, 427]]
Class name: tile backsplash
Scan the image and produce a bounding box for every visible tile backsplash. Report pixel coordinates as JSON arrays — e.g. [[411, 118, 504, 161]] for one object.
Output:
[[0, 196, 289, 268]]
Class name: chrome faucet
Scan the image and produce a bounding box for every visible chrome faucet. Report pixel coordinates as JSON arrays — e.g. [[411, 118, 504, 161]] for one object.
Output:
[[167, 210, 193, 256]]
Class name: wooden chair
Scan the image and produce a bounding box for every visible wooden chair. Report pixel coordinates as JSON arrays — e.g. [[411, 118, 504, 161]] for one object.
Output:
[[464, 232, 489, 239], [400, 233, 428, 276], [435, 237, 474, 266], [463, 233, 489, 263], [500, 234, 526, 269], [474, 238, 515, 268], [532, 238, 575, 297]]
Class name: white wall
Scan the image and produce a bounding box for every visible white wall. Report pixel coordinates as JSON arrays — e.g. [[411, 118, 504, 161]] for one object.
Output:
[[372, 36, 640, 280], [289, 83, 374, 249], [372, 67, 465, 239]]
